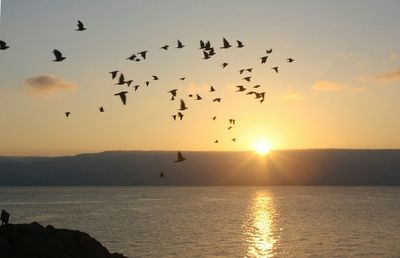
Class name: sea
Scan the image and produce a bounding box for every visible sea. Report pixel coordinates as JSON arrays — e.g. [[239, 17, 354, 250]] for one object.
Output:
[[0, 186, 399, 257]]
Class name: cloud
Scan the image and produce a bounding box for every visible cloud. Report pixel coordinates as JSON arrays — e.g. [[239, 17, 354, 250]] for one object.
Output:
[[373, 69, 400, 82], [25, 75, 76, 95], [280, 92, 307, 101], [312, 80, 344, 92]]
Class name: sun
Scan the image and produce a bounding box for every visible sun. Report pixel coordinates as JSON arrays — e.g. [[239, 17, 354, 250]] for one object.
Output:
[[254, 141, 272, 155]]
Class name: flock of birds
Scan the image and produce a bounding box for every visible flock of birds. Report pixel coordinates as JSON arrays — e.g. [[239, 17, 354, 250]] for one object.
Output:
[[1, 20, 295, 178]]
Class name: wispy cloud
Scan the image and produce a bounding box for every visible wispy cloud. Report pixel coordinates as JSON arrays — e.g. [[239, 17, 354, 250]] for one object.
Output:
[[373, 69, 400, 82], [25, 75, 76, 95], [312, 80, 344, 92], [280, 92, 307, 101]]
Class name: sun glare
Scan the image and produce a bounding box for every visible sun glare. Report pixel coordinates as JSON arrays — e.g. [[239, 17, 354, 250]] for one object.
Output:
[[254, 141, 272, 155]]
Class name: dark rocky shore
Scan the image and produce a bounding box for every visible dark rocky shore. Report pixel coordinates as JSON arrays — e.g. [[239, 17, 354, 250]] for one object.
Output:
[[0, 222, 127, 258]]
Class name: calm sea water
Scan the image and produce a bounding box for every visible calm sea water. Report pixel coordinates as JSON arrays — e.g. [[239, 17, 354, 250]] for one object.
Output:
[[0, 187, 399, 257]]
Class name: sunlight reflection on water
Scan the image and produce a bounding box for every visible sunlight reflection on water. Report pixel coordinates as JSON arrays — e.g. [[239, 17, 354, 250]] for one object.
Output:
[[244, 191, 277, 258]]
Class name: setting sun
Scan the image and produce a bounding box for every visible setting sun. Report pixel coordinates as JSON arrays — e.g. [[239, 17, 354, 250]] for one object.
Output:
[[254, 141, 272, 155]]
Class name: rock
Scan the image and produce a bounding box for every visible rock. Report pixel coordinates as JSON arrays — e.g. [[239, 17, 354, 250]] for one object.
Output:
[[0, 222, 128, 258]]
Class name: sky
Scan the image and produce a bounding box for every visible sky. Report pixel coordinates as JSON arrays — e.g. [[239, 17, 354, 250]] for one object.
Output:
[[0, 0, 400, 156]]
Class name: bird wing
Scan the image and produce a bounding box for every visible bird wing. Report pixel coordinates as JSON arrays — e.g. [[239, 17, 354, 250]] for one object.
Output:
[[222, 38, 230, 48], [177, 151, 184, 160], [180, 99, 187, 109], [53, 49, 63, 59], [77, 20, 84, 28]]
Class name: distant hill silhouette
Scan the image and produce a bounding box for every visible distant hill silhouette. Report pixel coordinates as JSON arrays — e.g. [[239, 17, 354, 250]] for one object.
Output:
[[0, 150, 399, 186]]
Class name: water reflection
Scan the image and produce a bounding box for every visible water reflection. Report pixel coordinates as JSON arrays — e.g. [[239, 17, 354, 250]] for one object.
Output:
[[244, 191, 277, 257]]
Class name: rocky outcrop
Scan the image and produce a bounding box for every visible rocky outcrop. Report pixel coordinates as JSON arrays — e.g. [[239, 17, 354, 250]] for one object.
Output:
[[0, 222, 127, 258]]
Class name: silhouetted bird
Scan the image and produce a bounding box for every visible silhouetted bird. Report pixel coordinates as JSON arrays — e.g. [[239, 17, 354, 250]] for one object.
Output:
[[246, 68, 253, 73], [75, 20, 86, 31], [214, 140, 219, 143], [212, 116, 217, 120], [205, 41, 211, 50], [196, 94, 202, 100], [171, 96, 175, 101], [266, 49, 272, 54], [236, 85, 246, 92], [253, 85, 261, 88], [222, 62, 229, 68], [145, 81, 150, 86], [203, 51, 210, 60], [138, 51, 147, 60], [247, 91, 256, 95], [172, 115, 177, 120], [236, 40, 244, 48], [232, 138, 237, 142], [99, 106, 104, 112], [287, 58, 294, 63], [179, 99, 188, 111], [133, 85, 140, 91], [115, 91, 128, 105], [229, 119, 236, 125], [177, 40, 185, 48], [161, 45, 169, 50], [180, 77, 186, 80], [271, 67, 279, 73], [177, 112, 184, 120], [174, 151, 186, 162], [116, 74, 125, 85], [125, 80, 133, 87], [210, 86, 215, 92], [127, 54, 137, 61], [221, 38, 232, 49], [208, 47, 216, 56], [152, 75, 159, 80], [228, 126, 232, 130], [261, 56, 268, 64], [52, 49, 66, 62], [213, 98, 221, 102], [168, 89, 178, 97], [65, 112, 70, 117], [160, 171, 165, 177], [199, 40, 205, 49], [243, 77, 251, 82], [110, 70, 118, 79], [188, 94, 193, 98], [0, 40, 10, 50]]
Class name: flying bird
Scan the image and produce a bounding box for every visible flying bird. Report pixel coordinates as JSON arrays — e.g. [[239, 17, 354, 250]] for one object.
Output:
[[204, 41, 211, 50], [236, 40, 244, 48], [161, 45, 169, 50], [229, 119, 236, 125], [0, 40, 10, 50], [243, 77, 251, 82], [179, 99, 188, 111], [221, 62, 229, 68], [196, 94, 202, 100], [236, 85, 246, 92], [213, 98, 221, 103], [212, 116, 217, 120], [221, 38, 232, 49], [271, 67, 279, 73], [214, 140, 219, 143], [177, 40, 185, 48], [138, 51, 147, 60], [177, 112, 184, 120], [65, 112, 70, 117], [246, 68, 253, 73], [199, 40, 205, 49], [99, 106, 104, 112], [52, 49, 66, 62], [228, 126, 233, 130], [266, 49, 273, 54], [232, 138, 237, 142], [160, 171, 165, 177], [145, 81, 150, 86], [168, 89, 178, 97], [253, 85, 261, 88], [109, 70, 118, 79], [116, 74, 125, 85], [203, 51, 210, 60], [180, 77, 186, 80], [75, 20, 86, 31], [172, 115, 177, 120], [152, 75, 159, 80], [287, 58, 294, 63], [174, 151, 186, 162], [246, 91, 256, 95], [261, 56, 268, 64], [127, 54, 137, 61], [125, 80, 133, 87], [133, 85, 140, 91], [208, 47, 216, 56], [114, 91, 128, 105], [210, 86, 215, 92]]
